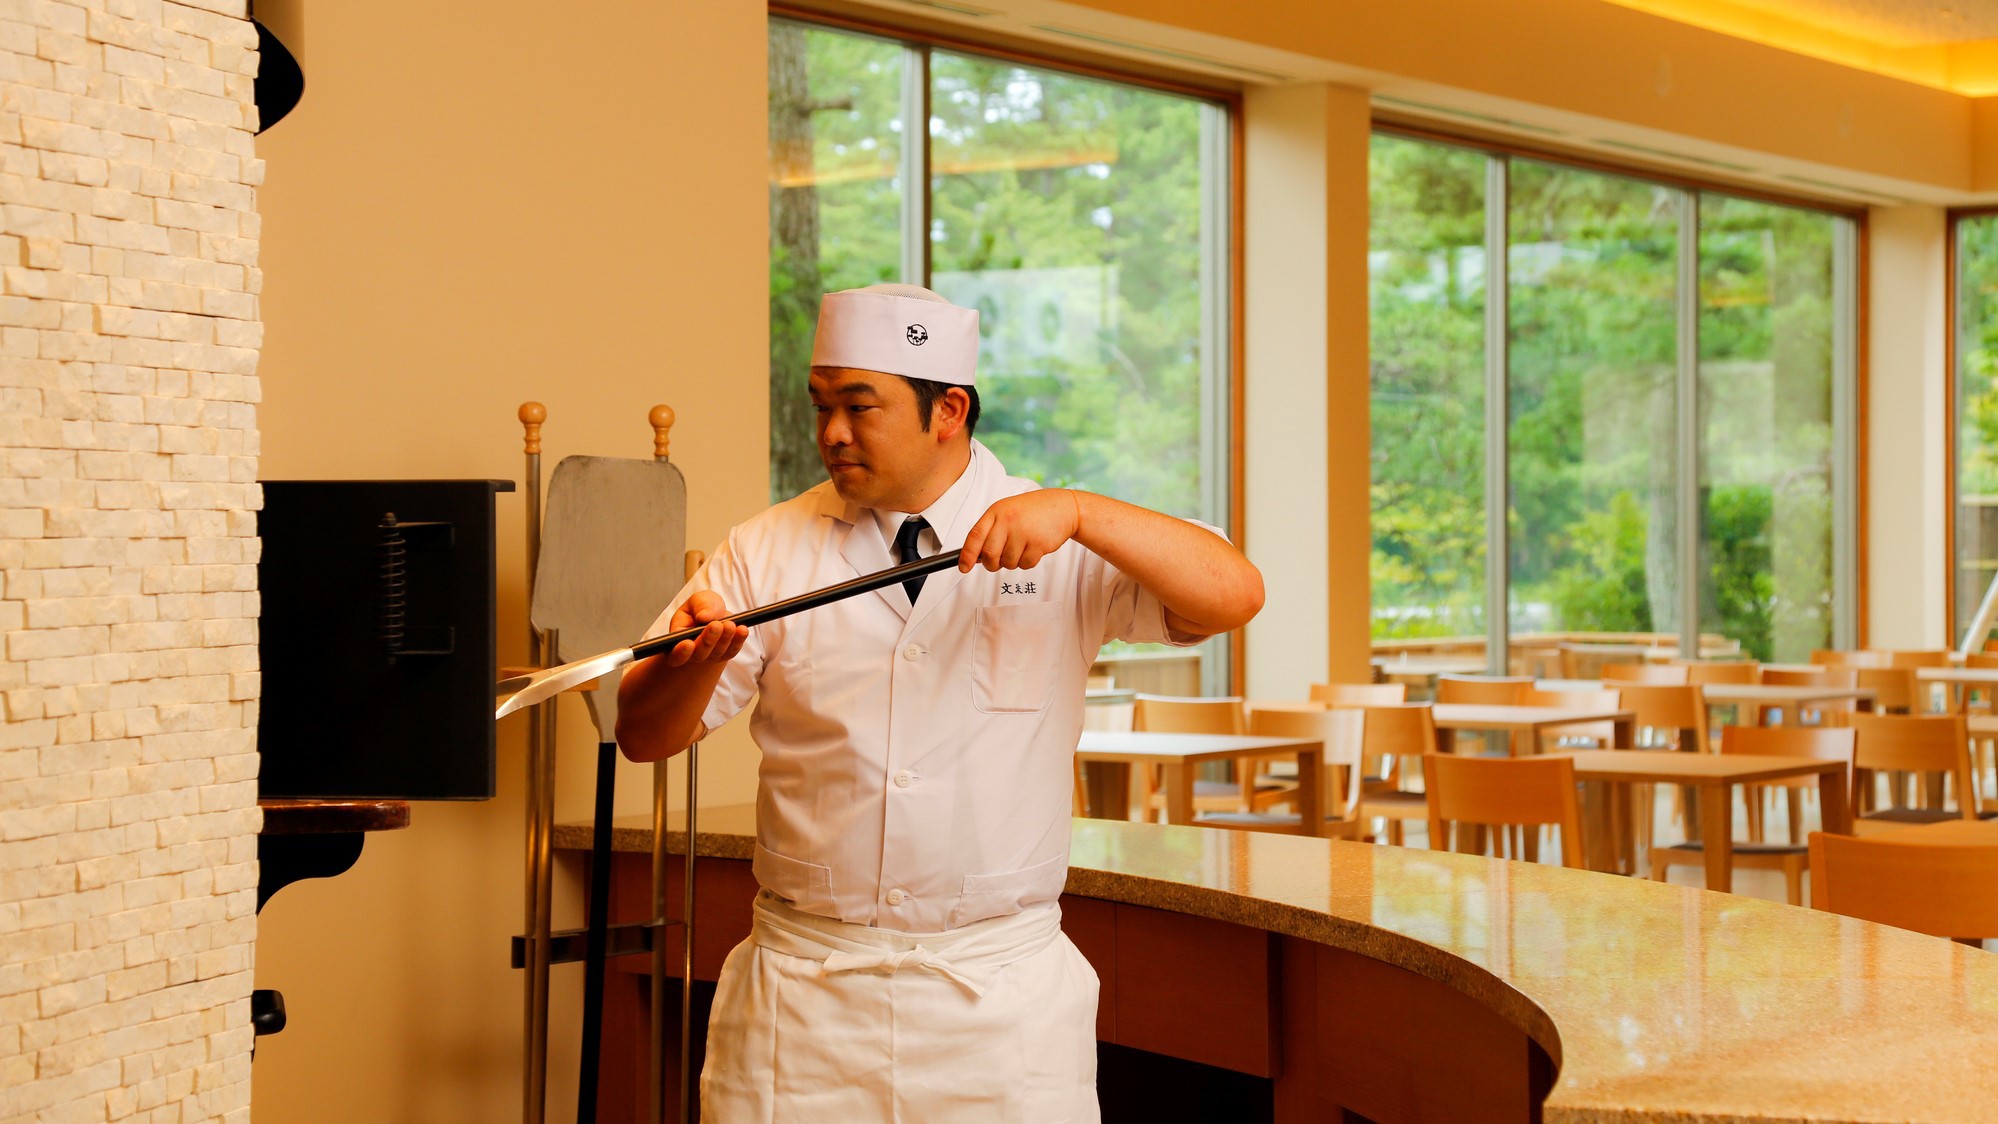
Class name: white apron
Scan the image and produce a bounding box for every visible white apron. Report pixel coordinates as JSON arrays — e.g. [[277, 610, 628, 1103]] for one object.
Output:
[[701, 891, 1101, 1123]]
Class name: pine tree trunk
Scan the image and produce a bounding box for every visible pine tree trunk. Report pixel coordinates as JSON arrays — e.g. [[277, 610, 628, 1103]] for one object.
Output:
[[769, 23, 825, 502]]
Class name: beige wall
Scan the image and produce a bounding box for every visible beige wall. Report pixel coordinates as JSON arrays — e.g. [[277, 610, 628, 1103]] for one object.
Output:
[[250, 0, 767, 1119], [1865, 206, 1950, 649], [0, 2, 262, 1121], [1242, 84, 1331, 698], [1241, 82, 1374, 693]]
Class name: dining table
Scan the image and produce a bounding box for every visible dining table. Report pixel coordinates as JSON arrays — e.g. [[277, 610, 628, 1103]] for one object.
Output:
[[1551, 749, 1854, 891], [1535, 679, 1876, 726], [1917, 666, 1998, 711], [1370, 654, 1490, 686], [1431, 702, 1637, 754], [1247, 698, 1640, 755], [1076, 730, 1324, 831], [1246, 694, 1638, 754]]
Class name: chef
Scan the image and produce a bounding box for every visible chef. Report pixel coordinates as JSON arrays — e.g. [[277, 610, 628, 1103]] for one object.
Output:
[[616, 283, 1264, 1121]]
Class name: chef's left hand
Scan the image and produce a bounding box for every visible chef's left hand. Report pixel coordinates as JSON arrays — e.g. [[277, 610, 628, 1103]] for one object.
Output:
[[960, 490, 1083, 572]]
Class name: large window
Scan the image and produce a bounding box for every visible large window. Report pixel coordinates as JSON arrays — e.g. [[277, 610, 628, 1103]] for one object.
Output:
[[768, 18, 1234, 691], [1954, 213, 1998, 641], [1368, 139, 1487, 640], [1370, 132, 1857, 665]]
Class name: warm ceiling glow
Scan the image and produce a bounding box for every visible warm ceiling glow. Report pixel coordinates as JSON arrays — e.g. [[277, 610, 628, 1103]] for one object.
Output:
[[1603, 0, 1998, 95]]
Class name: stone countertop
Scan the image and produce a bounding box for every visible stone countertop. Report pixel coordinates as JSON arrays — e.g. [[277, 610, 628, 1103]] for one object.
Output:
[[556, 810, 1998, 1123]]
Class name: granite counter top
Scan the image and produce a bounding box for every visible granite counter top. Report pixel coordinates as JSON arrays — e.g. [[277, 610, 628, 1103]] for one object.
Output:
[[556, 810, 1998, 1123]]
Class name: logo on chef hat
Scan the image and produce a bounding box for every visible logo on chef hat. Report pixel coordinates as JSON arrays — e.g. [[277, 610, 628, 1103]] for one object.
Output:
[[906, 324, 928, 346]]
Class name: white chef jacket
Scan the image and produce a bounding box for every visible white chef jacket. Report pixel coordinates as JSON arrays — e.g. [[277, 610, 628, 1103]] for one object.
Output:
[[648, 439, 1208, 933]]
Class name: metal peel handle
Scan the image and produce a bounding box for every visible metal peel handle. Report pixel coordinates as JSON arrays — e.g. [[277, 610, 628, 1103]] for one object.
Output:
[[495, 551, 962, 720]]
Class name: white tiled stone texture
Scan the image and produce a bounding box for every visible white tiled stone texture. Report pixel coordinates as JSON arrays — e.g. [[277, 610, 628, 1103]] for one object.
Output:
[[1, 1, 260, 1120]]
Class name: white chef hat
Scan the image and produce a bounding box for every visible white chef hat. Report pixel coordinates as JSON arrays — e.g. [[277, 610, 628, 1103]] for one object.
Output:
[[810, 284, 979, 387]]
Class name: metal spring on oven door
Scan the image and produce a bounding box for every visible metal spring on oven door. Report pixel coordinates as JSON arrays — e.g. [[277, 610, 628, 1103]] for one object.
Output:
[[379, 512, 407, 658]]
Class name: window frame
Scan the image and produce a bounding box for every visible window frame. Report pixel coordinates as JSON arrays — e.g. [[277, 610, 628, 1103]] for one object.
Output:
[[1370, 119, 1867, 664], [769, 7, 1247, 692], [1945, 205, 1998, 647]]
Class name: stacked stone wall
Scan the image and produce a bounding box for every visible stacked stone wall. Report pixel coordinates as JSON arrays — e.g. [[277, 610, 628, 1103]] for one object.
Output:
[[1, 2, 261, 1120]]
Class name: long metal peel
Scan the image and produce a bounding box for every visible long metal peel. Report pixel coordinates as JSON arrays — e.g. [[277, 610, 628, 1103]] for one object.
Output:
[[495, 550, 961, 720]]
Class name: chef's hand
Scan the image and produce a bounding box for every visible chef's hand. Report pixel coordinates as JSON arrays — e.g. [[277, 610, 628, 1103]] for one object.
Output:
[[661, 591, 750, 667], [960, 490, 1083, 572]]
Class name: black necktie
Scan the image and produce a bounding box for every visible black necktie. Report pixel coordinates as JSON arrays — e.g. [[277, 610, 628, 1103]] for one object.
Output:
[[893, 517, 929, 606]]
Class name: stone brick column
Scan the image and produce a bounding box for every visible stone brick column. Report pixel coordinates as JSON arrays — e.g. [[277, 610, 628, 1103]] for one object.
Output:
[[1, 2, 262, 1120]]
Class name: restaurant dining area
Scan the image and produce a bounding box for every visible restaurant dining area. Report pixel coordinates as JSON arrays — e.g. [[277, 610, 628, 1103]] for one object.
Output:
[[17, 0, 1998, 1122]]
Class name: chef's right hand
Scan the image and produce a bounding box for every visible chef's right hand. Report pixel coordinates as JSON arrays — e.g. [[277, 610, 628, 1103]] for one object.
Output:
[[662, 591, 750, 668]]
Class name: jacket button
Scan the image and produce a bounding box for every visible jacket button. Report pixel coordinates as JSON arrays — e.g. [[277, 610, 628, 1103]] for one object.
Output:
[[886, 889, 907, 906], [893, 770, 914, 788], [903, 644, 923, 661]]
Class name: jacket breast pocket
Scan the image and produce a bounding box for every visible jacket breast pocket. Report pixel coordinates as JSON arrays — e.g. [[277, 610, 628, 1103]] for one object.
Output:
[[972, 602, 1065, 714]]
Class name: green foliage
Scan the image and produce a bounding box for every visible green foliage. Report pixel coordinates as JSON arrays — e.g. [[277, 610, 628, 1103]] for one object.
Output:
[[768, 25, 909, 501], [1547, 491, 1651, 631], [1956, 216, 1998, 632], [1958, 217, 1998, 499], [1371, 137, 1843, 660], [1703, 484, 1774, 659], [926, 54, 1210, 516], [766, 24, 1215, 519], [1368, 135, 1487, 637]]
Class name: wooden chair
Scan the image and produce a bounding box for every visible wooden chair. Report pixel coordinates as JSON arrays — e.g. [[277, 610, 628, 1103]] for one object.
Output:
[[1811, 649, 1891, 668], [1311, 683, 1406, 707], [1434, 675, 1531, 705], [1962, 657, 1998, 791], [1133, 695, 1267, 815], [1201, 707, 1366, 838], [1854, 666, 1919, 715], [1355, 703, 1443, 846], [1616, 684, 1711, 753], [1649, 727, 1856, 904], [1681, 661, 1758, 685], [1133, 694, 1243, 735], [1435, 676, 1531, 755], [1521, 687, 1621, 751], [1765, 668, 1861, 687], [1557, 643, 1647, 680], [1849, 713, 1982, 830], [1883, 652, 1950, 713], [1963, 653, 1998, 713], [1761, 666, 1860, 726], [1809, 832, 1998, 943], [1603, 663, 1688, 685], [1422, 754, 1584, 868], [1615, 683, 1710, 849]]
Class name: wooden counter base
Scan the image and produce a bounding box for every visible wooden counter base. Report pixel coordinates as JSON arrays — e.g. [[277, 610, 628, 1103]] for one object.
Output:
[[589, 849, 1551, 1123], [562, 809, 1998, 1124]]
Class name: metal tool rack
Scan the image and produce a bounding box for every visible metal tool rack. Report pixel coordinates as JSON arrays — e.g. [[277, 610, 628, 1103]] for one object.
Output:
[[513, 403, 703, 1123]]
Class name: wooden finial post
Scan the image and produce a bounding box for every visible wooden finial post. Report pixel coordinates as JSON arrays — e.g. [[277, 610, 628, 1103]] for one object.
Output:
[[649, 405, 675, 462], [519, 402, 546, 455]]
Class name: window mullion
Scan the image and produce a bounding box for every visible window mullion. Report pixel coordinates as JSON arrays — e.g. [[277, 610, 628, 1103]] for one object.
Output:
[[1832, 217, 1858, 649], [1677, 190, 1702, 660], [901, 43, 929, 286], [1484, 154, 1510, 676], [1197, 105, 1234, 699]]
